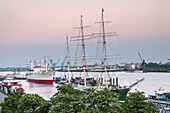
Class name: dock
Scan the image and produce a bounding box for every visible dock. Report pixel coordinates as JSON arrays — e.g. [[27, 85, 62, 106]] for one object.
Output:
[[0, 91, 8, 103], [147, 99, 170, 113], [148, 99, 170, 108]]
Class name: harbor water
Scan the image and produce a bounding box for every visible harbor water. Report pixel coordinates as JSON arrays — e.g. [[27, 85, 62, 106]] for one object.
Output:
[[0, 71, 170, 100]]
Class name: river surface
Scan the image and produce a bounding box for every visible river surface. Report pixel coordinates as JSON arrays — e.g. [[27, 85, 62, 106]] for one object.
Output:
[[0, 71, 170, 100]]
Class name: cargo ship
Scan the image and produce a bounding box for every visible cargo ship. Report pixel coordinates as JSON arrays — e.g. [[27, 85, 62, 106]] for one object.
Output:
[[27, 57, 54, 84]]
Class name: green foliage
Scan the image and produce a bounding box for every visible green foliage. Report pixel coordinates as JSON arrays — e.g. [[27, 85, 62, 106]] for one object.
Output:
[[1, 85, 159, 113], [0, 91, 25, 113], [17, 93, 45, 112], [56, 84, 81, 95], [121, 91, 159, 113], [142, 62, 170, 72], [50, 85, 86, 113], [50, 85, 121, 113], [35, 101, 52, 113], [82, 88, 119, 112]]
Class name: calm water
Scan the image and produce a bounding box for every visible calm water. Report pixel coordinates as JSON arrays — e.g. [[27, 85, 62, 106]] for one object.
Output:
[[0, 71, 170, 100]]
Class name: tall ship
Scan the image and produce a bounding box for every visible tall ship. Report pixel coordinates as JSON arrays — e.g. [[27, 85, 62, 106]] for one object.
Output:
[[27, 57, 54, 84], [63, 8, 144, 100]]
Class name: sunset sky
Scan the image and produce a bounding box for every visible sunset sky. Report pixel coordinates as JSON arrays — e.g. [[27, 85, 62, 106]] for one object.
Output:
[[0, 0, 170, 67]]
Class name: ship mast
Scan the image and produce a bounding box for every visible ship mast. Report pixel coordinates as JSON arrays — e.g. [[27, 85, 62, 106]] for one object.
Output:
[[71, 15, 91, 87], [94, 8, 118, 88], [80, 15, 87, 87], [101, 9, 109, 88], [45, 56, 48, 72], [66, 36, 70, 84]]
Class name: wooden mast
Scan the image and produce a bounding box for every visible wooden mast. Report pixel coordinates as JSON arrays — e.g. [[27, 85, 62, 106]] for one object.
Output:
[[67, 36, 70, 84], [80, 15, 87, 87], [70, 9, 118, 87], [71, 15, 91, 87], [94, 8, 118, 88], [101, 8, 108, 88]]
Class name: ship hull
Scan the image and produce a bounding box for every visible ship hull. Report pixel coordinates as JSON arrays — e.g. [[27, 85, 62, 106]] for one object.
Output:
[[111, 88, 130, 101], [77, 86, 129, 101], [27, 71, 54, 84]]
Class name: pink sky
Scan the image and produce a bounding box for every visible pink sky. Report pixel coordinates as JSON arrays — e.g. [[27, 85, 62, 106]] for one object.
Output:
[[1, 0, 170, 45], [0, 0, 170, 66]]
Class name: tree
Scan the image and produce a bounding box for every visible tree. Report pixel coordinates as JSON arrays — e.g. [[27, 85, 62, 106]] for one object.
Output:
[[1, 85, 159, 113], [121, 91, 159, 113], [82, 88, 121, 112], [16, 93, 45, 113], [34, 101, 52, 113], [50, 85, 121, 113], [0, 91, 25, 113], [55, 84, 81, 95], [49, 85, 86, 113]]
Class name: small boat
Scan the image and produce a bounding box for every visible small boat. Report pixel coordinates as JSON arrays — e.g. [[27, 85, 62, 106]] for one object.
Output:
[[5, 77, 14, 80], [0, 75, 5, 81], [13, 76, 27, 80], [0, 81, 24, 95], [148, 90, 170, 101], [59, 78, 68, 85], [53, 77, 62, 83], [4, 73, 15, 80]]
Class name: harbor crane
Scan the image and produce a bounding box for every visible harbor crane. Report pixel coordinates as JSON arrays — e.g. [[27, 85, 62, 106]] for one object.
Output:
[[138, 52, 146, 67], [56, 58, 61, 66], [138, 52, 143, 62], [50, 58, 61, 70], [50, 58, 60, 66]]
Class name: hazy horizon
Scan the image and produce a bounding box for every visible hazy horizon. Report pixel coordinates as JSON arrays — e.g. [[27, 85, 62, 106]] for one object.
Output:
[[1, 0, 170, 67]]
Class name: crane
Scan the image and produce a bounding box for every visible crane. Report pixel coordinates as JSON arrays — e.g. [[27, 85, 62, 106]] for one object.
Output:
[[50, 59, 55, 71], [138, 52, 146, 67], [56, 58, 61, 66], [50, 58, 61, 71], [138, 53, 143, 63]]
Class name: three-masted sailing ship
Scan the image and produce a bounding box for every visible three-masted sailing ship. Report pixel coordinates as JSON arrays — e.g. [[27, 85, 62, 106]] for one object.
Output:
[[65, 9, 144, 100]]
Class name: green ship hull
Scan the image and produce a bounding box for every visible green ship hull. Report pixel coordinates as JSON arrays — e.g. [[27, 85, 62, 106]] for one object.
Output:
[[77, 87, 130, 101], [112, 88, 130, 101]]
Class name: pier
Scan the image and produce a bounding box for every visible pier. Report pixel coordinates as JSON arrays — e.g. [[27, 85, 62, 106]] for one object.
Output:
[[0, 91, 8, 103], [148, 99, 170, 108], [147, 99, 170, 113]]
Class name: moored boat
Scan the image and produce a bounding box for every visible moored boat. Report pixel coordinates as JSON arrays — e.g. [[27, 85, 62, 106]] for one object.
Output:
[[0, 81, 24, 95], [149, 92, 170, 101], [148, 88, 170, 101], [27, 70, 54, 84], [27, 71, 53, 84], [62, 8, 145, 101], [26, 57, 54, 84], [0, 75, 5, 81]]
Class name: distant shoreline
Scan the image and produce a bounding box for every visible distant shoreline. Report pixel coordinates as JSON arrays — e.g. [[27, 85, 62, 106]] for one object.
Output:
[[0, 70, 170, 73]]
